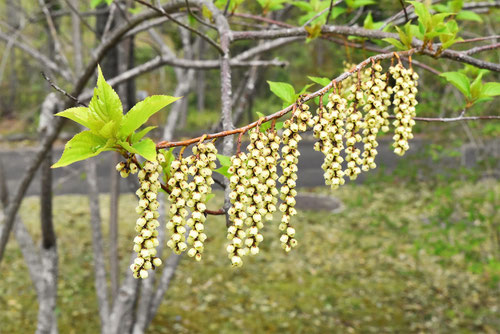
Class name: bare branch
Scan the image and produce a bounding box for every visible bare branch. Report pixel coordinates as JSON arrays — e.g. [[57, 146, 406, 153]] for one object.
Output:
[[41, 72, 87, 107], [462, 42, 500, 55], [134, 0, 223, 54], [0, 29, 73, 81], [232, 25, 500, 71], [38, 0, 74, 79]]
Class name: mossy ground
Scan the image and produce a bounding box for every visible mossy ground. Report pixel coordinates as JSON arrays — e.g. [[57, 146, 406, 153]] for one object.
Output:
[[1, 178, 499, 333]]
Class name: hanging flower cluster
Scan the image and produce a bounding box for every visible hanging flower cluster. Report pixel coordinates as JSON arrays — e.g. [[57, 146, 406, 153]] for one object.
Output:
[[117, 57, 420, 276]]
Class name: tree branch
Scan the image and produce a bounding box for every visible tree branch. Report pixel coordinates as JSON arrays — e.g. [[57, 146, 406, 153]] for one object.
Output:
[[134, 0, 223, 54]]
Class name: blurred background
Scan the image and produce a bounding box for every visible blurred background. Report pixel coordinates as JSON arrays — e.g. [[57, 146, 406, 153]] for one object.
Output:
[[0, 0, 499, 333]]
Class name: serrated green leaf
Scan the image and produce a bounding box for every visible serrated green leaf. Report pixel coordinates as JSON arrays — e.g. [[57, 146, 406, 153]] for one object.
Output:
[[89, 66, 123, 125], [267, 81, 296, 105], [52, 131, 108, 168], [440, 72, 471, 99], [480, 82, 500, 97], [383, 38, 405, 50], [256, 111, 266, 119], [217, 154, 232, 167], [214, 166, 231, 178], [308, 76, 331, 86], [55, 107, 103, 131], [131, 126, 157, 144], [456, 10, 483, 22], [119, 95, 181, 139]]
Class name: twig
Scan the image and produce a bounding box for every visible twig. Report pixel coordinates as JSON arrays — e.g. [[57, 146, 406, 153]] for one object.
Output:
[[399, 0, 409, 22], [184, 0, 217, 30], [410, 115, 500, 122], [325, 0, 343, 26], [302, 7, 329, 27], [454, 35, 500, 44], [462, 42, 500, 55], [156, 49, 415, 149], [134, 0, 224, 54], [223, 0, 230, 16], [41, 72, 88, 107]]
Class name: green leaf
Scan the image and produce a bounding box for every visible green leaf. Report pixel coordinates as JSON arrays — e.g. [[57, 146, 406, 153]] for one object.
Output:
[[206, 193, 215, 202], [91, 0, 112, 8], [52, 131, 108, 168], [409, 1, 431, 28], [298, 83, 314, 96], [305, 23, 322, 42], [456, 10, 483, 22], [440, 72, 471, 98], [470, 72, 486, 100], [217, 154, 232, 167], [260, 121, 284, 132], [119, 95, 181, 139], [267, 81, 296, 105], [308, 76, 331, 86], [449, 0, 464, 13], [55, 107, 103, 131], [350, 0, 375, 9], [120, 139, 157, 161], [98, 120, 117, 139], [383, 38, 405, 50], [160, 148, 175, 178], [214, 166, 231, 178], [201, 5, 213, 20], [331, 7, 346, 20], [480, 82, 500, 97], [132, 138, 157, 161], [432, 4, 449, 13], [89, 66, 123, 125], [128, 7, 142, 15], [131, 126, 157, 144], [363, 11, 374, 29], [292, 1, 313, 11]]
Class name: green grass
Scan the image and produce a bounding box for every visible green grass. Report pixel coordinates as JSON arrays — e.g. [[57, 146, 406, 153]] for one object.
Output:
[[1, 179, 499, 333]]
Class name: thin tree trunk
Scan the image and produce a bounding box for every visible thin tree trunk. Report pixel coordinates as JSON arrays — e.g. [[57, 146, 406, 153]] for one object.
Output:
[[109, 152, 120, 303], [86, 160, 111, 334], [36, 93, 60, 334]]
